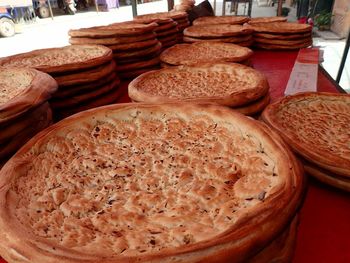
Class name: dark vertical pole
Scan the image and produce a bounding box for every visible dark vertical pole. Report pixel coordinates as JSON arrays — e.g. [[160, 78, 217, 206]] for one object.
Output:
[[277, 0, 283, 16], [167, 0, 174, 11], [47, 0, 54, 19], [336, 31, 350, 83], [131, 0, 137, 17]]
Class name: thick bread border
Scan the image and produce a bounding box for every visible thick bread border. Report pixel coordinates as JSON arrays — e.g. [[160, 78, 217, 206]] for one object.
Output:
[[261, 92, 350, 177], [0, 103, 304, 263], [128, 63, 269, 107]]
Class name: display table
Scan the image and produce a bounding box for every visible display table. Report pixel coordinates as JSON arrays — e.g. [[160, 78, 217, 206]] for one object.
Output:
[[0, 50, 349, 262]]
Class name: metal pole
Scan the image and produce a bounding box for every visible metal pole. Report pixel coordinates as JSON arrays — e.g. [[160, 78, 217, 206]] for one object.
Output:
[[336, 31, 350, 83], [47, 0, 54, 20], [222, 0, 225, 16], [167, 0, 174, 11], [131, 0, 137, 17], [213, 0, 216, 14]]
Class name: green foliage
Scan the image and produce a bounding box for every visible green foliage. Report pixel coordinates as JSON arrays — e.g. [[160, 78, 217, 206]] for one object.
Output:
[[314, 10, 333, 27]]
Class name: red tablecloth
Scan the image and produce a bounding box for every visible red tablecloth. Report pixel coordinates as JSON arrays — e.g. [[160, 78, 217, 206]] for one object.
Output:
[[1, 50, 349, 263]]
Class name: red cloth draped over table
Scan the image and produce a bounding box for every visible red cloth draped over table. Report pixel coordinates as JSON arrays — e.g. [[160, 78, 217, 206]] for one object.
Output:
[[0, 50, 349, 263]]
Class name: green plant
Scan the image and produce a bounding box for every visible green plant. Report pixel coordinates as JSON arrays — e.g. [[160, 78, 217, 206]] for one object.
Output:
[[314, 10, 333, 27], [281, 7, 290, 17]]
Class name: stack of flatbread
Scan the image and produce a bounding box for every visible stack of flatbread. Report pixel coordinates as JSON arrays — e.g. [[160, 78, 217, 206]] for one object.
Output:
[[160, 42, 253, 67], [247, 22, 313, 50], [183, 24, 253, 46], [134, 11, 190, 46], [69, 22, 162, 79], [173, 0, 195, 11], [0, 45, 120, 120], [0, 67, 57, 163], [262, 92, 350, 191], [129, 63, 270, 116]]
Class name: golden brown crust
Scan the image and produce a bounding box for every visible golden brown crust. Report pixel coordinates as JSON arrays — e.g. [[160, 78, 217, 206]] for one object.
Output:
[[113, 42, 162, 59], [262, 92, 350, 177], [68, 23, 158, 38], [193, 16, 249, 26], [128, 63, 269, 107], [160, 42, 253, 66], [254, 36, 311, 46], [0, 103, 52, 160], [248, 16, 287, 24], [0, 103, 303, 262], [254, 40, 312, 50], [303, 161, 350, 192], [183, 34, 252, 43], [0, 102, 50, 144], [154, 21, 178, 32], [116, 56, 160, 72], [254, 32, 311, 40], [118, 66, 161, 79], [0, 45, 113, 74], [54, 61, 117, 87], [135, 11, 187, 21], [51, 78, 120, 109], [184, 24, 253, 38], [234, 93, 270, 116], [0, 67, 57, 124], [247, 22, 312, 34], [52, 73, 118, 99]]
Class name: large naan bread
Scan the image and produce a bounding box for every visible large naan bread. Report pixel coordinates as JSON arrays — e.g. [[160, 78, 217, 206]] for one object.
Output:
[[0, 67, 57, 123], [193, 16, 249, 26], [129, 63, 269, 107], [184, 24, 252, 38], [248, 16, 287, 24], [0, 103, 303, 262], [262, 92, 350, 177], [0, 45, 112, 74], [247, 22, 312, 34], [160, 42, 253, 66]]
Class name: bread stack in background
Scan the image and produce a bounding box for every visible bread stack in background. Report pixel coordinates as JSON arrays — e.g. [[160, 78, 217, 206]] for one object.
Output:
[[262, 92, 350, 192], [134, 11, 190, 45], [0, 45, 120, 120], [246, 22, 313, 50], [183, 23, 253, 46], [160, 42, 253, 67], [193, 15, 249, 26], [173, 0, 195, 12], [248, 16, 287, 24], [0, 67, 57, 163], [69, 22, 162, 79], [129, 62, 270, 116]]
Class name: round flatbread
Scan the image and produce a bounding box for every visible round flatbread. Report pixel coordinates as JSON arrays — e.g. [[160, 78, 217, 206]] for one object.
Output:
[[183, 34, 252, 43], [106, 39, 159, 52], [154, 21, 178, 32], [135, 11, 187, 21], [254, 36, 311, 46], [156, 27, 179, 37], [160, 42, 253, 66], [68, 22, 158, 38], [247, 22, 312, 34], [0, 67, 57, 124], [184, 24, 253, 38], [113, 42, 162, 59], [254, 32, 312, 40], [129, 63, 269, 107], [161, 40, 178, 49], [0, 45, 113, 74], [69, 33, 157, 46], [248, 16, 288, 24], [261, 92, 350, 177], [254, 40, 312, 50], [0, 102, 303, 263], [193, 16, 249, 26]]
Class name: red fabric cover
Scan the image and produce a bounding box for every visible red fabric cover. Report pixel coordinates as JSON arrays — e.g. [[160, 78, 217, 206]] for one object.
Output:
[[1, 50, 349, 263]]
